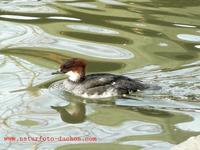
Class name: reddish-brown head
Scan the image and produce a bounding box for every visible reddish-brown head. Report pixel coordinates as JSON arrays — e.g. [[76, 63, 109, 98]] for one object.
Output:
[[52, 58, 86, 81], [59, 58, 86, 74]]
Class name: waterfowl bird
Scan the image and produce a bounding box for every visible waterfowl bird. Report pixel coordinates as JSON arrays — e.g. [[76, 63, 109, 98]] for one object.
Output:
[[52, 58, 147, 99]]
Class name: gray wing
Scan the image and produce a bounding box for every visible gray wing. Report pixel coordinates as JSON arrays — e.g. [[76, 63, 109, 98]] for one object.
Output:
[[82, 73, 118, 89], [83, 73, 147, 92], [114, 76, 147, 93]]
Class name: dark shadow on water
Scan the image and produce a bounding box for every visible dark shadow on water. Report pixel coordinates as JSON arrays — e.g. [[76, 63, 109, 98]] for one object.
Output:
[[154, 52, 197, 61], [60, 31, 133, 44], [1, 49, 125, 72], [131, 0, 200, 8], [135, 108, 174, 118]]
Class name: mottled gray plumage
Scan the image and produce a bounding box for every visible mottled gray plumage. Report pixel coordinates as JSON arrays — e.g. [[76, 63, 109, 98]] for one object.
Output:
[[62, 73, 148, 98]]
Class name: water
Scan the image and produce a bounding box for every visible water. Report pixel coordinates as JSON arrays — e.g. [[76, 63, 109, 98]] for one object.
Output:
[[0, 0, 200, 149]]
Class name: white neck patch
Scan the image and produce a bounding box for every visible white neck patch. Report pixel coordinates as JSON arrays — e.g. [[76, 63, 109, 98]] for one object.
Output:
[[66, 71, 81, 82]]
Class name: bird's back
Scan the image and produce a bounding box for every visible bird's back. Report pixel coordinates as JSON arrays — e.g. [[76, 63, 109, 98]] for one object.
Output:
[[79, 73, 147, 96]]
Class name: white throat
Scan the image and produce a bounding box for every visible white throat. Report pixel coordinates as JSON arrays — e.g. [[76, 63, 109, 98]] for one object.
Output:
[[66, 71, 81, 82]]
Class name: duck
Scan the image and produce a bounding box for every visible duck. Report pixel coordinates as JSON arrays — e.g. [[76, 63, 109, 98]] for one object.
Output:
[[51, 58, 148, 99]]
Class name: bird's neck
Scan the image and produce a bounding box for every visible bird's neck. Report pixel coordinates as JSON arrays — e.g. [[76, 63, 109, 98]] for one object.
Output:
[[66, 67, 85, 82]]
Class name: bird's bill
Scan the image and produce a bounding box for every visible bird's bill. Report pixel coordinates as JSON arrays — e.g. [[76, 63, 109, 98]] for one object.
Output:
[[51, 70, 64, 75]]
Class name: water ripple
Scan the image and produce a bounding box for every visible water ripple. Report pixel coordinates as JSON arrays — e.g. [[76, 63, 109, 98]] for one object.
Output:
[[126, 62, 200, 102], [177, 34, 200, 42], [176, 111, 200, 132], [194, 45, 200, 49], [90, 121, 161, 142], [98, 0, 127, 6], [5, 113, 64, 132], [0, 15, 40, 20], [66, 2, 98, 9], [0, 0, 57, 13], [47, 16, 81, 21], [5, 114, 162, 141], [0, 21, 134, 59], [174, 23, 196, 28], [67, 24, 119, 34]]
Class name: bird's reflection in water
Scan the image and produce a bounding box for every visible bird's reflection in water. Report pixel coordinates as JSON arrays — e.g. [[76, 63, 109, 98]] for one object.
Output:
[[51, 89, 174, 124], [50, 88, 116, 124], [51, 100, 86, 124]]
